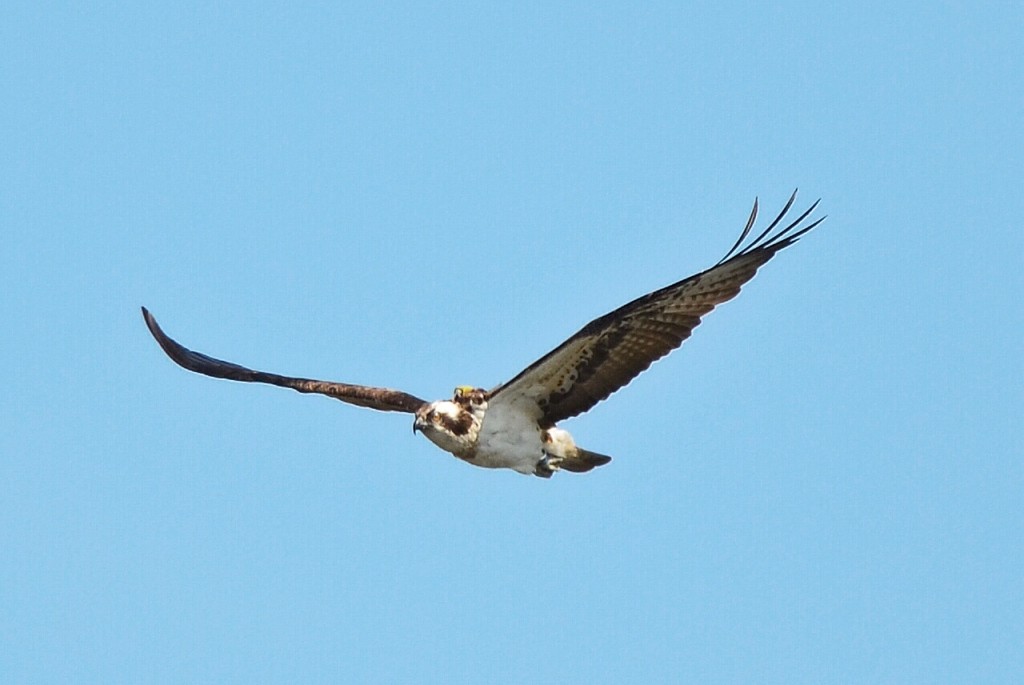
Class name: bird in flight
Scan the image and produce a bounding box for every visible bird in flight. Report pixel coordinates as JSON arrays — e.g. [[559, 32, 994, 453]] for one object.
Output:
[[143, 191, 823, 477]]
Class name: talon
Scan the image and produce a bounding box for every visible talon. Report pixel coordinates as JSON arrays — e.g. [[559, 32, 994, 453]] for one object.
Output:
[[544, 455, 564, 470], [535, 454, 564, 477]]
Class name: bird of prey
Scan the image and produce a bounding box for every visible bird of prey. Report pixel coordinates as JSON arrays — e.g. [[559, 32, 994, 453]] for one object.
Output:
[[143, 192, 823, 478]]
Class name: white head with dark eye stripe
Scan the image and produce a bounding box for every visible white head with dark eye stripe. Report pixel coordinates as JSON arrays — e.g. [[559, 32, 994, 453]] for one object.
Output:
[[412, 399, 482, 457]]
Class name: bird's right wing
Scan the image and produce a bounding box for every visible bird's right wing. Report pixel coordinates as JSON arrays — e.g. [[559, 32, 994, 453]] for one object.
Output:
[[142, 307, 427, 413]]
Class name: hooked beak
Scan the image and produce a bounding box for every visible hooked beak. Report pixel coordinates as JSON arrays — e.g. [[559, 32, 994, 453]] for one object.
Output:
[[413, 415, 427, 434]]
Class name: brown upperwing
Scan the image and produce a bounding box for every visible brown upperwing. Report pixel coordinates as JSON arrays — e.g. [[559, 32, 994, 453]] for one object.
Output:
[[142, 307, 427, 413], [489, 191, 824, 427]]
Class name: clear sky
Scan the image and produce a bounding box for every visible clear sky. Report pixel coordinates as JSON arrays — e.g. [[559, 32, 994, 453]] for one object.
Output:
[[2, 2, 1022, 683]]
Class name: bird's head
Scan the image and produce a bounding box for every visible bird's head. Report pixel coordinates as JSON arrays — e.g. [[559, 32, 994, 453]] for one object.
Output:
[[412, 397, 483, 457]]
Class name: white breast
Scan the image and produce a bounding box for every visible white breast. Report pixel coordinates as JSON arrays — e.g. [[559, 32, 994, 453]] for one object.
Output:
[[475, 396, 545, 474]]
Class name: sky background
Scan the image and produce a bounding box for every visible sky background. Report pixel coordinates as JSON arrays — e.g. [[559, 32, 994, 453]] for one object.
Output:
[[2, 2, 1022, 683]]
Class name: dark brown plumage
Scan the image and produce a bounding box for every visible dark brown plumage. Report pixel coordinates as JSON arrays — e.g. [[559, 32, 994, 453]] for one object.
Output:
[[488, 191, 824, 427], [142, 307, 427, 413]]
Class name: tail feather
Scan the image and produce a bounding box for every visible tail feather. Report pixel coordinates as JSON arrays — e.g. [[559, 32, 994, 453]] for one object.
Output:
[[560, 448, 612, 473]]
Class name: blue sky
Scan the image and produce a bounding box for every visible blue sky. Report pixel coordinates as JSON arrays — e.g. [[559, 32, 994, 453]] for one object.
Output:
[[2, 2, 1022, 683]]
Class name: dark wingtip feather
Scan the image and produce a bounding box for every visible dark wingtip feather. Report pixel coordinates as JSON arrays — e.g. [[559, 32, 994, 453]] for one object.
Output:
[[717, 190, 824, 265], [717, 197, 760, 266], [141, 306, 174, 357], [142, 307, 203, 372], [141, 306, 173, 353]]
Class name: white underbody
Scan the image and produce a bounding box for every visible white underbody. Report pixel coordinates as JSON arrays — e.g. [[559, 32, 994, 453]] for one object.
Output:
[[474, 400, 547, 473]]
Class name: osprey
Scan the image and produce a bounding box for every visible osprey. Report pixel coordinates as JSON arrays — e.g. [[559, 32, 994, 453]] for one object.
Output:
[[143, 192, 823, 477]]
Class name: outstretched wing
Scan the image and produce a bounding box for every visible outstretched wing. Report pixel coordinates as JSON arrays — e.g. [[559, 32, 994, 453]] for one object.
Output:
[[142, 307, 427, 413], [489, 191, 825, 427]]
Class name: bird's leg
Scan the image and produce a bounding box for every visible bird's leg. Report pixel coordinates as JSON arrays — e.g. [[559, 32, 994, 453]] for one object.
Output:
[[534, 452, 563, 478]]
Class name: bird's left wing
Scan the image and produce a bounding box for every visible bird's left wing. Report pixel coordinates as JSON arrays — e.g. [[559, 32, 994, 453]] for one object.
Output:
[[142, 307, 427, 413], [488, 192, 824, 427]]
